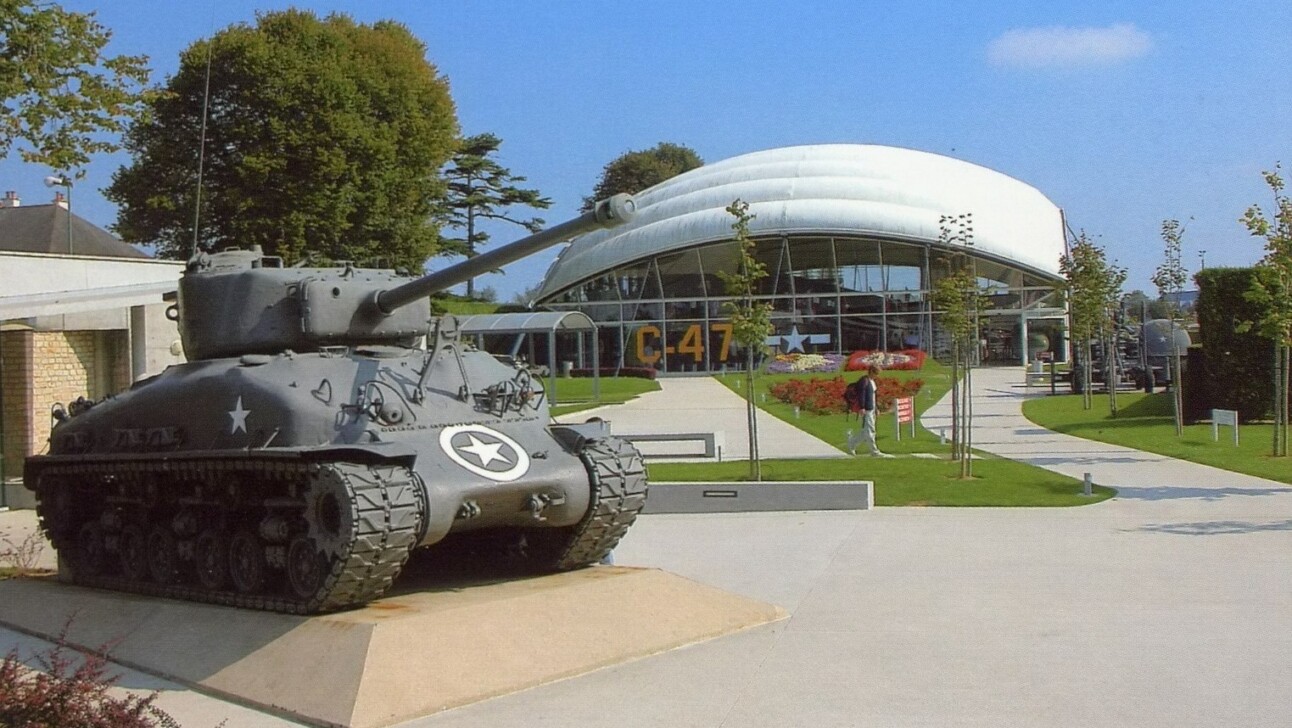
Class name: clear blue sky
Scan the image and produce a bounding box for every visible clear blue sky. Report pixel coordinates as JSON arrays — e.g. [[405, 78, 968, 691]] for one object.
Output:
[[4, 1, 1289, 300]]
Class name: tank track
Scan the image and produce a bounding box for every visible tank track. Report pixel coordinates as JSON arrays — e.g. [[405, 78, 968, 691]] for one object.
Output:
[[32, 457, 421, 615], [532, 435, 648, 568]]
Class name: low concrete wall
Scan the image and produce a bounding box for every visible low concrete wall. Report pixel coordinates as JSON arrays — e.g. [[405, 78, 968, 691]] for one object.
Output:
[[2, 481, 35, 509], [644, 480, 873, 514]]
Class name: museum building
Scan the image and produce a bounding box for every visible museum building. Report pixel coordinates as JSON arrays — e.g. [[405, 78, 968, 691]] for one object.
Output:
[[533, 144, 1069, 373]]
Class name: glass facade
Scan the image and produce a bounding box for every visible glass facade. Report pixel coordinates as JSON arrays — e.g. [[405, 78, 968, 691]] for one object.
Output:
[[540, 235, 1066, 373]]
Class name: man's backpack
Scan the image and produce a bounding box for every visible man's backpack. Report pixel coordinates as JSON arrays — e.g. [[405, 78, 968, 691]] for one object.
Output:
[[843, 380, 862, 414]]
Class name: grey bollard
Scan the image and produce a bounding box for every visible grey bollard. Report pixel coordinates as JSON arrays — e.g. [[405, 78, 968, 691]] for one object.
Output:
[[1083, 472, 1093, 497]]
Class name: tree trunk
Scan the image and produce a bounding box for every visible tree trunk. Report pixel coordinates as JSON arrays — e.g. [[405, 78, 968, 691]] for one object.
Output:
[[950, 344, 960, 461], [745, 349, 762, 480], [1277, 343, 1289, 458], [1172, 342, 1184, 436], [1106, 328, 1119, 416], [961, 350, 973, 479], [1082, 340, 1093, 410]]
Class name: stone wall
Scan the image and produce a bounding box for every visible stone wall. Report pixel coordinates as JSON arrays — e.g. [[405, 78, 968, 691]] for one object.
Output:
[[1, 329, 33, 483], [1, 329, 129, 482]]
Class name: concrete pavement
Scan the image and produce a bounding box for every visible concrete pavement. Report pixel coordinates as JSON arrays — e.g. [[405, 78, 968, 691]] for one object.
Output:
[[2, 367, 1289, 727]]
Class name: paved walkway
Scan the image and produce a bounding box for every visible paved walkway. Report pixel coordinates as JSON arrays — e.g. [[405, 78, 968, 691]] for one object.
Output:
[[557, 375, 846, 461], [2, 367, 1289, 727]]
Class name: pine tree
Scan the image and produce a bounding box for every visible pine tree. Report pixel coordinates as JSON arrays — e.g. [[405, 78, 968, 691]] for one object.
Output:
[[437, 133, 551, 298]]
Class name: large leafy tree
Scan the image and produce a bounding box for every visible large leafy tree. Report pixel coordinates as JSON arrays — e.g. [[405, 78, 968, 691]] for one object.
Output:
[[107, 10, 458, 268], [581, 142, 701, 211], [438, 133, 551, 298], [0, 0, 152, 174]]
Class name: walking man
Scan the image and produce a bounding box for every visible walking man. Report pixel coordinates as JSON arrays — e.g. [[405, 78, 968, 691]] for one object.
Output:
[[847, 363, 893, 457]]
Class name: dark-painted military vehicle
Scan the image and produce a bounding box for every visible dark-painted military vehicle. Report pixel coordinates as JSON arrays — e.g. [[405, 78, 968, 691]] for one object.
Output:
[[25, 195, 646, 614]]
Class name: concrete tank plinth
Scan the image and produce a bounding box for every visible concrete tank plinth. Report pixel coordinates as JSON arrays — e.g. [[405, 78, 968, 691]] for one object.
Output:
[[0, 567, 785, 727]]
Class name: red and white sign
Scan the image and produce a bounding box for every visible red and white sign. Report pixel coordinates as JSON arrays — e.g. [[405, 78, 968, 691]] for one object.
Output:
[[893, 397, 916, 440]]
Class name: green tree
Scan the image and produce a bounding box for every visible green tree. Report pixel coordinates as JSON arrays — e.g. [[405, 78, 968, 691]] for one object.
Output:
[[581, 142, 702, 211], [1152, 219, 1189, 434], [1060, 231, 1127, 412], [1241, 165, 1292, 457], [0, 1, 152, 174], [716, 199, 772, 480], [438, 132, 551, 298], [930, 213, 986, 477], [107, 10, 457, 269]]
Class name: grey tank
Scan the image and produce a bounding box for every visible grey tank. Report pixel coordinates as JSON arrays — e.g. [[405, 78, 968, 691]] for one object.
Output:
[[24, 195, 647, 614]]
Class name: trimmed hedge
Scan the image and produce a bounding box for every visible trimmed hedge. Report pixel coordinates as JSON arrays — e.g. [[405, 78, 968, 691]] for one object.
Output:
[[1194, 267, 1276, 421], [569, 367, 658, 380]]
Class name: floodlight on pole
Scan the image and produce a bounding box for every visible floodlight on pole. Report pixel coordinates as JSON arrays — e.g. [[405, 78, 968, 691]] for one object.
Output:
[[44, 175, 73, 255]]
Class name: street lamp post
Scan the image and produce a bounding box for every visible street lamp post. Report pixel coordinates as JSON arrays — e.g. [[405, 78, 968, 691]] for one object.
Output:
[[44, 175, 73, 255]]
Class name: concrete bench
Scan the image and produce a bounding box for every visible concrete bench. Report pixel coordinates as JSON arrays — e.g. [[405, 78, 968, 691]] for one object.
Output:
[[622, 432, 722, 458], [644, 480, 873, 514]]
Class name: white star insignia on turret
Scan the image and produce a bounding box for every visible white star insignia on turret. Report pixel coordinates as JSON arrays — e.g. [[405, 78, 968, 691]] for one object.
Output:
[[229, 396, 250, 434]]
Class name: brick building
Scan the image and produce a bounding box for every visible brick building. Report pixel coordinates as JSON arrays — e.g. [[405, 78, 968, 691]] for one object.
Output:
[[0, 191, 184, 505]]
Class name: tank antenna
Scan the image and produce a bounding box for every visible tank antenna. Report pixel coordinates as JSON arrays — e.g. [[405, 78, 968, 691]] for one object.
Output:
[[189, 33, 215, 258]]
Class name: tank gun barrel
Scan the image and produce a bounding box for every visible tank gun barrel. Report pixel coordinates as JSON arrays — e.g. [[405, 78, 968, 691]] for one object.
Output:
[[376, 193, 636, 315]]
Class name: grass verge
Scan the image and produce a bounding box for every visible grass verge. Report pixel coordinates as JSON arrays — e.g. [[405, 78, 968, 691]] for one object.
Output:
[[659, 362, 1112, 506], [549, 377, 660, 417], [648, 456, 1113, 506], [1023, 391, 1292, 485]]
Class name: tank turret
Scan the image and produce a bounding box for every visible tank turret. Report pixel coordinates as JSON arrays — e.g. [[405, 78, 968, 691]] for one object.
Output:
[[178, 194, 635, 361], [26, 195, 647, 615]]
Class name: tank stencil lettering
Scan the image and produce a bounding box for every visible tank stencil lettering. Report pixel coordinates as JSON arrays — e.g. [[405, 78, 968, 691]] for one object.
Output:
[[439, 424, 531, 482]]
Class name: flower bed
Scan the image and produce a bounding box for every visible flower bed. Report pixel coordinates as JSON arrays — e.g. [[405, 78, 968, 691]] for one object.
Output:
[[765, 352, 848, 374], [769, 375, 924, 415], [845, 349, 926, 371]]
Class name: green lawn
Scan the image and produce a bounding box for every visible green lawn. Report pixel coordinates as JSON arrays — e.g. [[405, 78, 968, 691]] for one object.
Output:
[[549, 377, 660, 417], [649, 456, 1113, 507], [1023, 391, 1292, 485], [650, 362, 1113, 507]]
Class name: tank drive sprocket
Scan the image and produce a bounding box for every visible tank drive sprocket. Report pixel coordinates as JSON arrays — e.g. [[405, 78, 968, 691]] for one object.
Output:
[[32, 457, 422, 615], [523, 435, 648, 568]]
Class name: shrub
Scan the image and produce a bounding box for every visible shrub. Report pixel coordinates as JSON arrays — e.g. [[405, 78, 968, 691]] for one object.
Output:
[[0, 622, 183, 728], [1195, 267, 1277, 421], [1, 528, 48, 579], [769, 376, 924, 415]]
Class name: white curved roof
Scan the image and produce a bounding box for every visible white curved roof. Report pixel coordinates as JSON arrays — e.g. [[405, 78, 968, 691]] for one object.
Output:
[[537, 144, 1064, 300]]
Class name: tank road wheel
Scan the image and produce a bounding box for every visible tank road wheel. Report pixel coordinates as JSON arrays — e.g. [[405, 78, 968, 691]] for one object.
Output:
[[75, 521, 108, 576], [194, 529, 229, 591], [118, 524, 149, 582], [229, 530, 267, 594], [286, 536, 326, 600], [146, 525, 180, 585]]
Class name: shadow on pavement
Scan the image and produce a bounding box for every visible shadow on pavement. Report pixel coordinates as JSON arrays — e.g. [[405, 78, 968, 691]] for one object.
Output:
[[1112, 486, 1292, 502], [1130, 519, 1292, 535]]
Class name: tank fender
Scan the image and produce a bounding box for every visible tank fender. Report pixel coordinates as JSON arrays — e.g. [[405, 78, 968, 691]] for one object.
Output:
[[547, 420, 614, 452]]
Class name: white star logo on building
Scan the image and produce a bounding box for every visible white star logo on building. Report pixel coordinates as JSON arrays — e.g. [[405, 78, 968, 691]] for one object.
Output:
[[765, 325, 831, 353], [228, 396, 250, 434], [439, 424, 531, 482]]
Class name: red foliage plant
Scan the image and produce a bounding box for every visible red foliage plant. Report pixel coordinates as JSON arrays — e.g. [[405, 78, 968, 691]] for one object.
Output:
[[0, 620, 183, 728], [769, 376, 923, 415]]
